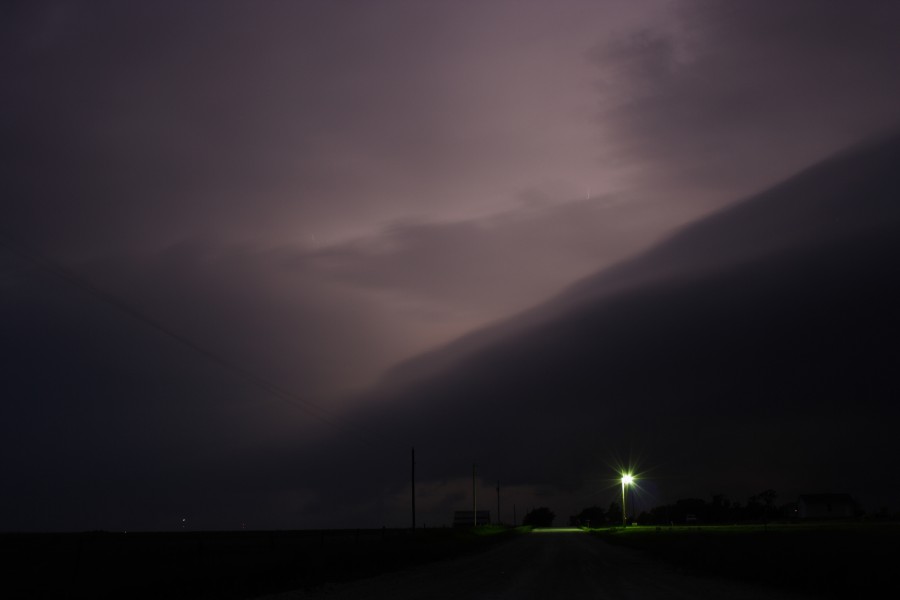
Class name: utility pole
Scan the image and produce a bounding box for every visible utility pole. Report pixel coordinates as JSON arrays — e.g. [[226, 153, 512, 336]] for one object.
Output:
[[472, 464, 477, 527], [514, 504, 517, 527], [411, 447, 416, 532], [496, 481, 501, 526]]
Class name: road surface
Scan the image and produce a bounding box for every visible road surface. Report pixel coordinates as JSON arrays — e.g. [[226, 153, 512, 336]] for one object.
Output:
[[257, 528, 810, 599]]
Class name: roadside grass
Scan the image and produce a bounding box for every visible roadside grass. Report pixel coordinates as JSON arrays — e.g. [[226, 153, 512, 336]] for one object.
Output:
[[1, 526, 524, 599], [589, 521, 899, 598]]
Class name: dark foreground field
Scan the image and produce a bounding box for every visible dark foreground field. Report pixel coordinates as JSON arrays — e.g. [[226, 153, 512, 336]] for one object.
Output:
[[3, 522, 896, 598], [593, 521, 899, 599], [0, 526, 518, 599]]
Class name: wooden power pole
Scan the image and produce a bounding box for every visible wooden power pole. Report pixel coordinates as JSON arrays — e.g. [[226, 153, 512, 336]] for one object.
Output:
[[472, 463, 477, 527]]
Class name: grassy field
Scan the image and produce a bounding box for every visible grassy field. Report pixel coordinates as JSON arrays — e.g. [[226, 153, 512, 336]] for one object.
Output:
[[591, 521, 899, 598], [0, 525, 521, 599]]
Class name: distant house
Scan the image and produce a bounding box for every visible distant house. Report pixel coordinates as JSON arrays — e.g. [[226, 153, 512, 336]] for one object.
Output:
[[452, 510, 491, 527], [797, 494, 855, 519]]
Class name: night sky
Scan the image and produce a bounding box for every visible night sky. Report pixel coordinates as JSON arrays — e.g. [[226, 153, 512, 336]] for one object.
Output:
[[3, 1, 900, 532]]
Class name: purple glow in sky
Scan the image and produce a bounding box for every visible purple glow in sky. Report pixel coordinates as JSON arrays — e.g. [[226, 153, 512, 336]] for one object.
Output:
[[2, 1, 900, 531]]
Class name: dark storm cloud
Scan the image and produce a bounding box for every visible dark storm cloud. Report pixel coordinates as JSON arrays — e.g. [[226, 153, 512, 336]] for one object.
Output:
[[301, 193, 686, 319], [591, 0, 900, 199], [4, 1, 900, 531], [1, 1, 453, 250], [302, 132, 900, 525], [0, 0, 668, 393], [1, 1, 623, 254], [74, 240, 435, 400], [0, 241, 410, 530]]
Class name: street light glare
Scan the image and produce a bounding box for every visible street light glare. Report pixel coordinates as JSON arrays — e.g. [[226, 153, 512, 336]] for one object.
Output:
[[622, 474, 634, 485]]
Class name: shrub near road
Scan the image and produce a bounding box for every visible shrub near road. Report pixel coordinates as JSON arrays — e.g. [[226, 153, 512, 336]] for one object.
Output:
[[592, 522, 898, 599]]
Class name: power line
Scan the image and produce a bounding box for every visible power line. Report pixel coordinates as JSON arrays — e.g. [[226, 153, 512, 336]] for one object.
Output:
[[0, 231, 394, 452]]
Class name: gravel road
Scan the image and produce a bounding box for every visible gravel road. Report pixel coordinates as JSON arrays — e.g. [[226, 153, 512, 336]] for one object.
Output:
[[256, 528, 811, 600]]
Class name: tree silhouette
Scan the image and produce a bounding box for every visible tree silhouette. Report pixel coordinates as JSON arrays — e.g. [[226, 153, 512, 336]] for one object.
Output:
[[759, 489, 777, 508], [607, 502, 622, 524], [573, 506, 606, 527], [522, 507, 555, 527]]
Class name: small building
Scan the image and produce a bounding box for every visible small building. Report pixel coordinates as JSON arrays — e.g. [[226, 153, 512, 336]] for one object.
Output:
[[452, 510, 491, 527], [797, 494, 855, 519]]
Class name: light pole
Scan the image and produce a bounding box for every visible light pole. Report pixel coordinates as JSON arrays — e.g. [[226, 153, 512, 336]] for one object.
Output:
[[621, 474, 634, 527]]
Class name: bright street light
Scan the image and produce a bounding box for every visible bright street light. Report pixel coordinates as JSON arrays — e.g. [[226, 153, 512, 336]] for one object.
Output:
[[621, 474, 635, 526]]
